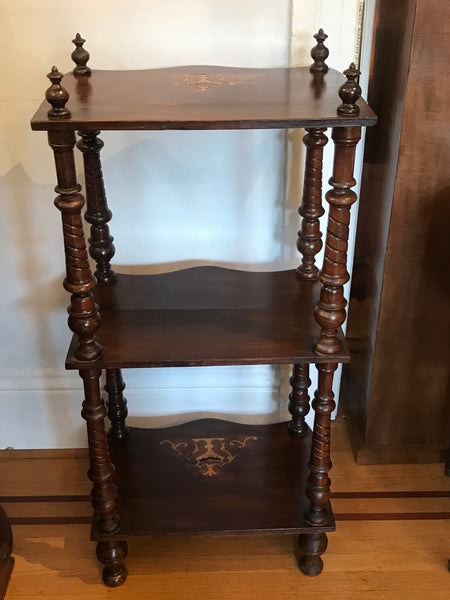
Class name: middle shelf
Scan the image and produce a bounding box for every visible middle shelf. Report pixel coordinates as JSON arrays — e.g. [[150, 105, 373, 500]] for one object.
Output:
[[66, 267, 349, 370]]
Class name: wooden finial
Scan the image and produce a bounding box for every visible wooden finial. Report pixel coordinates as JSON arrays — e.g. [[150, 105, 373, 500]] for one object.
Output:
[[72, 33, 91, 76], [337, 63, 361, 115], [46, 66, 71, 119], [310, 29, 329, 74]]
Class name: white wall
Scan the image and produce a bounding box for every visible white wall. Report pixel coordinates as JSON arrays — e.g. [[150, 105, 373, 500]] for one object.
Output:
[[0, 1, 369, 448]]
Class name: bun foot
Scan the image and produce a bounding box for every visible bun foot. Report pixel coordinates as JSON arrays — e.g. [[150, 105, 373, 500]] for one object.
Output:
[[298, 532, 328, 576], [102, 563, 128, 587], [96, 540, 128, 587], [299, 553, 323, 576]]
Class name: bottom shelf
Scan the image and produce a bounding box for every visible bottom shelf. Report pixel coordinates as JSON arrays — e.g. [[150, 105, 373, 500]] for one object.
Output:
[[92, 419, 334, 540]]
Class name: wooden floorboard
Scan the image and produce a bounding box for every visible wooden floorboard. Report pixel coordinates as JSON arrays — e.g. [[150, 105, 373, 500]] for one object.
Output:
[[1, 417, 449, 599]]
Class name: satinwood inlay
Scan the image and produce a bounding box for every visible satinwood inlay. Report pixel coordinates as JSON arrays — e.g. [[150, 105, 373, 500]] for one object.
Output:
[[160, 436, 257, 477], [172, 73, 254, 93]]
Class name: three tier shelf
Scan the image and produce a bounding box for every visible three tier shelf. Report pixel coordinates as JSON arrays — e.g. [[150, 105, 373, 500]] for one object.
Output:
[[30, 31, 377, 587]]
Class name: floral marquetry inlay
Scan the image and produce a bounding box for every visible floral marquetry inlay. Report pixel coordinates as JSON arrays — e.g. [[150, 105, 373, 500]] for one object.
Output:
[[172, 73, 254, 93], [160, 435, 257, 477]]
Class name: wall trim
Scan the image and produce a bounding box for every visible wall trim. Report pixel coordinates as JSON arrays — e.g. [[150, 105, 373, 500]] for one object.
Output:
[[0, 365, 279, 393]]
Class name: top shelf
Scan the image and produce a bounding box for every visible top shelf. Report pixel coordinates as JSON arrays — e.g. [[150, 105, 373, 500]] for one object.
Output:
[[30, 65, 377, 131]]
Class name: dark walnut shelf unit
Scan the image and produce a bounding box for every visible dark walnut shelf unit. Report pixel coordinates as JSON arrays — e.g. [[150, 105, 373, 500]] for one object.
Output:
[[30, 30, 376, 588]]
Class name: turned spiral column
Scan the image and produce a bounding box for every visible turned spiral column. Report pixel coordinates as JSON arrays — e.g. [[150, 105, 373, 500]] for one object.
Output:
[[48, 129, 102, 361], [105, 369, 129, 441], [296, 128, 327, 280], [77, 131, 116, 285], [288, 364, 311, 436], [298, 362, 336, 576], [80, 368, 128, 587], [305, 363, 337, 526], [80, 369, 120, 533], [314, 126, 361, 354]]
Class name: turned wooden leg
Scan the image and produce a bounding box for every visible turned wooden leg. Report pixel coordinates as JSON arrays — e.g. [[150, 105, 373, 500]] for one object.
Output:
[[305, 363, 337, 527], [48, 129, 102, 362], [298, 532, 328, 576], [288, 364, 311, 436], [296, 128, 327, 280], [80, 368, 120, 535], [80, 369, 127, 586], [105, 369, 130, 441], [96, 541, 128, 587], [314, 126, 361, 355], [296, 363, 336, 577], [77, 130, 117, 285]]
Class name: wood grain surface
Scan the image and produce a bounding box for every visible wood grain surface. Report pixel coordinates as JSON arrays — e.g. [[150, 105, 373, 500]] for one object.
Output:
[[65, 268, 350, 369], [341, 0, 450, 462], [92, 420, 333, 539], [30, 66, 377, 131]]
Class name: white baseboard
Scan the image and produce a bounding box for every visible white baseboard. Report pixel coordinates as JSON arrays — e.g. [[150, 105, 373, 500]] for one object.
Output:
[[0, 365, 276, 392], [0, 365, 299, 449], [0, 363, 341, 449]]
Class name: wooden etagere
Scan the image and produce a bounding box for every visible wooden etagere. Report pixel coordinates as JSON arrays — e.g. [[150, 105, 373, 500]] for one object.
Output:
[[31, 31, 376, 587]]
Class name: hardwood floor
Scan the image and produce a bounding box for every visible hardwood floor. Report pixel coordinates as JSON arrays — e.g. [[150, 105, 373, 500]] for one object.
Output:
[[0, 417, 448, 599]]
